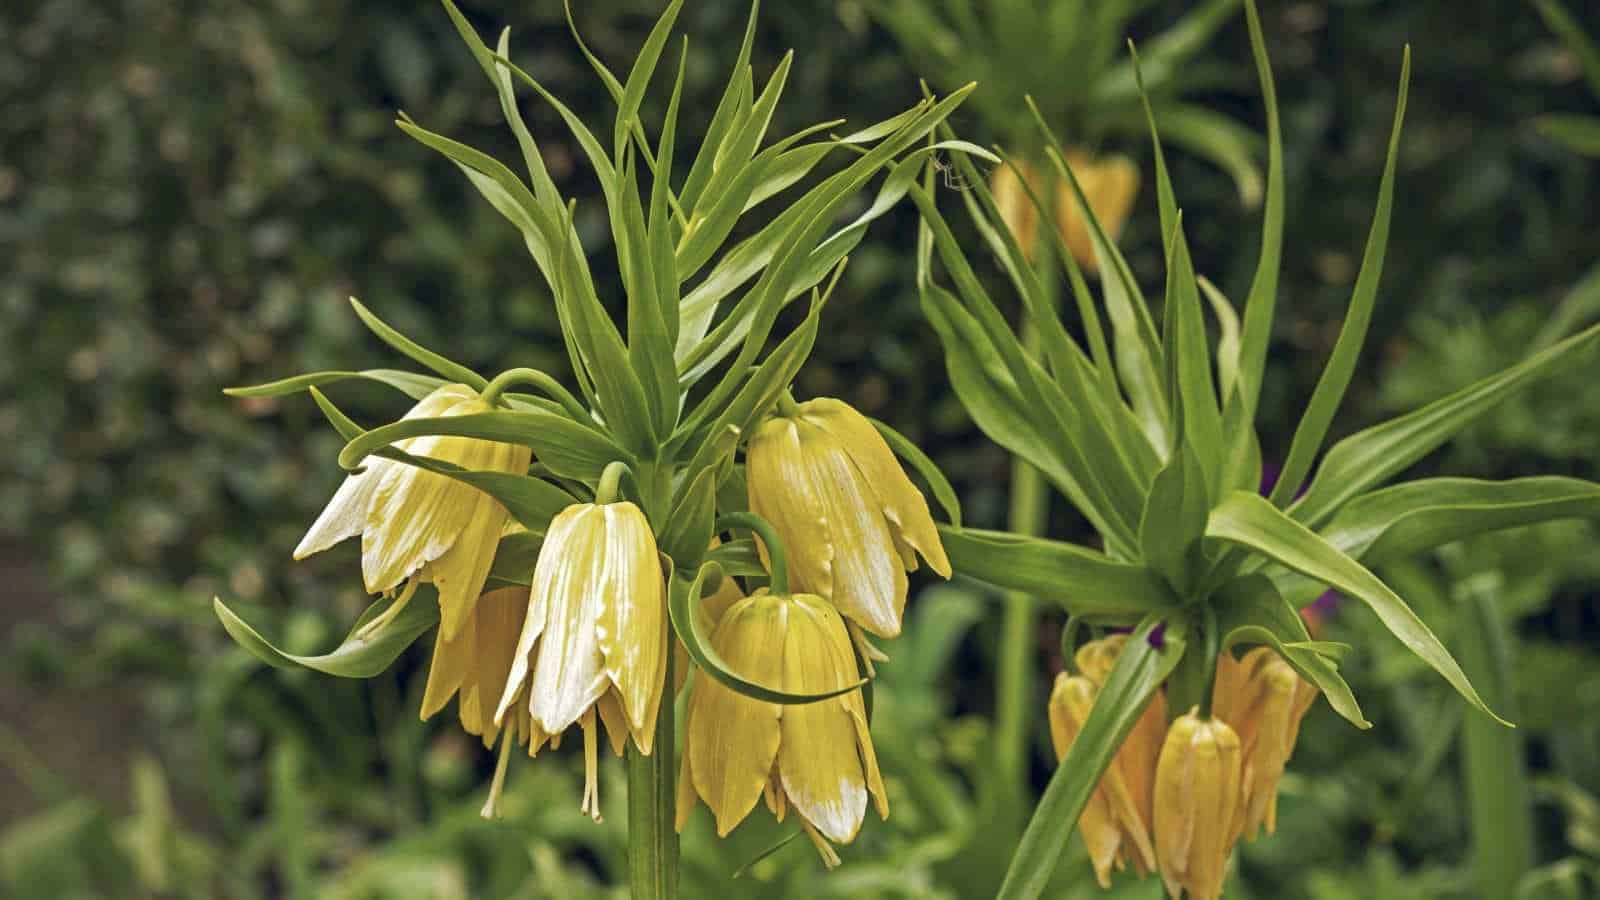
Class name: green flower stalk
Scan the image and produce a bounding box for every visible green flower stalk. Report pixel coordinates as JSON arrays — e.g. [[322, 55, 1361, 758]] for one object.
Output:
[[214, 1, 975, 895], [910, 2, 1600, 897]]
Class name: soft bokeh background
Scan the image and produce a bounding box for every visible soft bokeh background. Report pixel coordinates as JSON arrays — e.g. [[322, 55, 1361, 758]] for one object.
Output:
[[3, 0, 1598, 897]]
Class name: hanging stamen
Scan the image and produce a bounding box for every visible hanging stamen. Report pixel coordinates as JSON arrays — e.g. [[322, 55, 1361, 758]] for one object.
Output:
[[846, 620, 888, 677], [800, 819, 842, 869], [580, 706, 602, 822], [481, 725, 515, 819], [356, 578, 421, 640]]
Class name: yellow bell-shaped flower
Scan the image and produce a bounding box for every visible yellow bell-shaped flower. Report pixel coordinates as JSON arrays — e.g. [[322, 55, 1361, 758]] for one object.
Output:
[[421, 585, 531, 749], [1212, 647, 1318, 841], [676, 589, 887, 867], [991, 158, 1044, 260], [1048, 635, 1161, 887], [1054, 149, 1140, 272], [1153, 708, 1243, 900], [495, 501, 668, 821], [294, 383, 532, 641], [989, 150, 1140, 270], [745, 397, 951, 638]]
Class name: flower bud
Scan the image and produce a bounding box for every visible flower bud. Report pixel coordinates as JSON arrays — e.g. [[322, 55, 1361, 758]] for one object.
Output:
[[1153, 709, 1242, 900], [746, 397, 950, 638]]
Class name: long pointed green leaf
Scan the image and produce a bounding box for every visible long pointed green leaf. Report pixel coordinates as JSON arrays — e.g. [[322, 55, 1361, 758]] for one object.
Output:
[[214, 591, 437, 679], [614, 0, 684, 159], [996, 614, 1188, 900], [1297, 476, 1600, 585], [1208, 490, 1508, 725], [1270, 49, 1410, 506], [937, 526, 1176, 618], [347, 298, 486, 391], [1291, 322, 1600, 527], [1163, 217, 1225, 487], [225, 369, 445, 401], [335, 408, 629, 481], [1234, 0, 1285, 416]]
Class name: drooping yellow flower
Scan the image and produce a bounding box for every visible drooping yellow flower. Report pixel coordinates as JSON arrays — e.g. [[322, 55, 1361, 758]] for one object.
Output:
[[989, 150, 1141, 271], [1212, 648, 1318, 841], [421, 585, 531, 748], [295, 383, 532, 640], [676, 589, 886, 867], [495, 501, 667, 821], [1153, 709, 1243, 900], [1055, 150, 1140, 272], [1048, 635, 1161, 887], [992, 158, 1043, 260], [746, 397, 951, 638]]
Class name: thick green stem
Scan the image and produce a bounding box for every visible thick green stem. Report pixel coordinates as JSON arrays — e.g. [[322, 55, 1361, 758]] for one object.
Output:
[[627, 649, 678, 900], [1457, 575, 1531, 898], [995, 456, 1047, 803], [595, 461, 631, 505], [716, 512, 788, 594], [478, 366, 592, 423]]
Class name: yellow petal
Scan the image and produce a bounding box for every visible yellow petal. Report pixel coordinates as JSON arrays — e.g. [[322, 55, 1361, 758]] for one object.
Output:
[[777, 593, 869, 844], [359, 390, 515, 596], [524, 505, 609, 735], [420, 613, 472, 723], [686, 593, 785, 836], [748, 416, 836, 602], [1154, 709, 1241, 900], [801, 398, 952, 580], [594, 502, 667, 754], [295, 463, 384, 560], [1055, 150, 1142, 273], [794, 419, 908, 636], [990, 158, 1042, 261]]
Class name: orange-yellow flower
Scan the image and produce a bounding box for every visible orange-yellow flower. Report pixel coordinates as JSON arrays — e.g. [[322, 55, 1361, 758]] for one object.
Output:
[[1049, 635, 1162, 886], [295, 383, 531, 640], [1212, 647, 1318, 841], [676, 589, 886, 867], [990, 150, 1140, 270], [745, 397, 950, 638], [1153, 709, 1243, 900]]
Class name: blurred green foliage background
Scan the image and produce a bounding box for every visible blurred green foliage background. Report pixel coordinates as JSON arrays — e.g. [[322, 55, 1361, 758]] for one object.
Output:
[[2, 0, 1597, 897]]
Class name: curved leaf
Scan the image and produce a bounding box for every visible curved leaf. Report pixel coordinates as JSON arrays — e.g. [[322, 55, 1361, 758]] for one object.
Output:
[[225, 369, 446, 401], [348, 298, 487, 391], [938, 525, 1177, 618], [1291, 322, 1600, 527], [485, 531, 544, 589], [1323, 477, 1600, 566], [668, 563, 867, 705], [703, 539, 767, 578], [997, 614, 1189, 900], [1208, 490, 1508, 725], [1270, 51, 1408, 506], [335, 409, 629, 481], [1215, 574, 1370, 728], [213, 592, 437, 679]]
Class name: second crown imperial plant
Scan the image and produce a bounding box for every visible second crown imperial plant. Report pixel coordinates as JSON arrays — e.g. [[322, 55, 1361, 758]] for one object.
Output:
[[215, 0, 1600, 897]]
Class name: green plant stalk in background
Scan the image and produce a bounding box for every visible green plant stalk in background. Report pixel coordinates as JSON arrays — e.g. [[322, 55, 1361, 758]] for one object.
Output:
[[1457, 575, 1534, 897]]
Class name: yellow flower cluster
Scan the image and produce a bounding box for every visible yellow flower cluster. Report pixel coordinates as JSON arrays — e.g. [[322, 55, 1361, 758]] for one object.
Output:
[[1050, 637, 1317, 900], [296, 385, 949, 855]]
